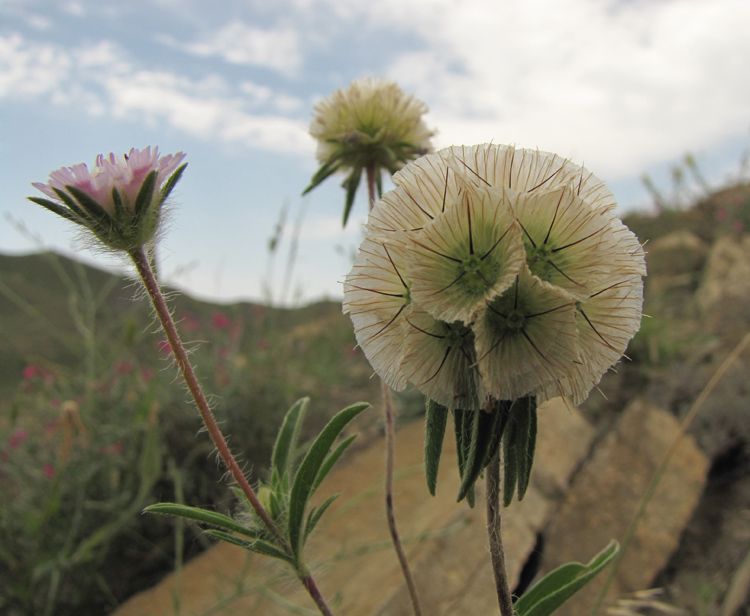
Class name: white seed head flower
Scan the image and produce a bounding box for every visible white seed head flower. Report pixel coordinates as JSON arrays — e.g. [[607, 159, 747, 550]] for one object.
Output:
[[344, 236, 413, 391], [343, 143, 645, 408], [30, 147, 186, 252], [304, 78, 435, 226]]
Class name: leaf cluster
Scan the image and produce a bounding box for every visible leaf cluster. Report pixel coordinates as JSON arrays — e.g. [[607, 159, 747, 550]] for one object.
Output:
[[424, 396, 538, 507], [145, 398, 369, 576]]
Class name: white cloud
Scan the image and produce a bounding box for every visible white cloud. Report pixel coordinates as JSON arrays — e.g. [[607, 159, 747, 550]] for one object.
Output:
[[0, 33, 71, 97], [0, 33, 313, 155], [180, 21, 302, 75], [300, 0, 750, 179], [398, 0, 750, 178]]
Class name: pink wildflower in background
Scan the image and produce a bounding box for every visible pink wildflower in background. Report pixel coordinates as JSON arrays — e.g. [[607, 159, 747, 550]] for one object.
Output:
[[8, 430, 28, 450], [211, 312, 231, 330], [43, 464, 55, 478]]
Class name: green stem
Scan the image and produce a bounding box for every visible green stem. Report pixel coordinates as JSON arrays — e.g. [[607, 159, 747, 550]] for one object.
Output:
[[129, 247, 334, 616], [487, 447, 515, 616], [367, 165, 423, 616]]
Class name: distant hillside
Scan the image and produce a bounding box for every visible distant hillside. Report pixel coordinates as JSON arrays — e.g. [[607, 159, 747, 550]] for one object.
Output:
[[0, 251, 363, 403]]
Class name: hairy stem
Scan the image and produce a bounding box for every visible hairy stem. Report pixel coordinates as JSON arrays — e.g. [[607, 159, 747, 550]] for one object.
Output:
[[487, 448, 515, 616], [367, 165, 423, 616], [130, 247, 334, 616]]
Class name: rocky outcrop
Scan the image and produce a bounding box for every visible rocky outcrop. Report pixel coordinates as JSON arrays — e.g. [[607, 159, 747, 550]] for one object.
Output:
[[541, 398, 709, 616], [113, 397, 707, 616], [696, 234, 750, 331]]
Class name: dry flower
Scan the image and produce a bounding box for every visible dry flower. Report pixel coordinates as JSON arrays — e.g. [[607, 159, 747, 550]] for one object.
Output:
[[304, 78, 435, 226], [345, 143, 645, 408]]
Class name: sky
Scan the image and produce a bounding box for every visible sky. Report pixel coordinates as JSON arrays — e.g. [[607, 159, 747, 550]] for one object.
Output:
[[1, 0, 749, 306]]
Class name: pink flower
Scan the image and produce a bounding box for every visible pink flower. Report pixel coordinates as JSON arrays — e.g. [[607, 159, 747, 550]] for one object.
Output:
[[43, 464, 55, 478], [115, 361, 133, 375], [140, 367, 154, 382], [33, 147, 185, 216], [100, 442, 123, 456], [8, 429, 28, 450], [30, 147, 187, 252], [22, 364, 40, 380], [212, 312, 231, 330]]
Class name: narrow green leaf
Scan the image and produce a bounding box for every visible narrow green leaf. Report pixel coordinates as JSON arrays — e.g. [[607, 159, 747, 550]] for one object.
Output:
[[133, 169, 158, 219], [311, 434, 358, 496], [514, 541, 619, 616], [502, 396, 537, 505], [52, 187, 94, 223], [288, 401, 369, 559], [27, 197, 81, 224], [112, 187, 125, 220], [425, 399, 449, 496], [503, 414, 519, 508], [457, 405, 505, 502], [341, 168, 362, 227], [204, 530, 295, 565], [304, 494, 339, 541], [453, 410, 476, 507], [159, 163, 187, 205], [302, 161, 342, 196], [516, 397, 538, 501], [272, 397, 309, 480], [144, 503, 260, 540], [65, 185, 112, 227]]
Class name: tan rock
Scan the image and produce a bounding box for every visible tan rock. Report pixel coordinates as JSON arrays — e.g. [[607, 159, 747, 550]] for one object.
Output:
[[697, 234, 750, 329], [541, 398, 709, 616], [113, 398, 595, 616]]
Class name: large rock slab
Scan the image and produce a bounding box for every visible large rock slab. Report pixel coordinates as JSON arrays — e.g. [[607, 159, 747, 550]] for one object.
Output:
[[113, 398, 594, 616], [541, 398, 709, 616]]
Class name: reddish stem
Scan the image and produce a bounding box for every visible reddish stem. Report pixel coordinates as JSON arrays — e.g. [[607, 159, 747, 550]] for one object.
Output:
[[130, 247, 334, 616]]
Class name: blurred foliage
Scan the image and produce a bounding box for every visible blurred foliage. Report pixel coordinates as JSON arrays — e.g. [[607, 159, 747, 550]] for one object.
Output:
[[0, 252, 381, 616]]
